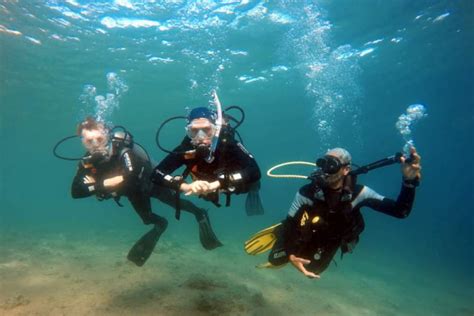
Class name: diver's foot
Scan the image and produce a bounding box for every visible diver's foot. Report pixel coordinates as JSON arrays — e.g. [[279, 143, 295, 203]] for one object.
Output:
[[197, 211, 222, 250], [245, 191, 264, 216], [127, 220, 168, 266]]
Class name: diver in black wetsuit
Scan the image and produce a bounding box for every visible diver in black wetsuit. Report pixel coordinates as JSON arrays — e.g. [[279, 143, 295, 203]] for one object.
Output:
[[71, 117, 221, 267], [266, 147, 421, 278], [151, 105, 264, 217]]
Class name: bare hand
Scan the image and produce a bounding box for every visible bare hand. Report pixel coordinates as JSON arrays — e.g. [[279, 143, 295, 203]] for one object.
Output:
[[401, 147, 422, 181], [181, 180, 210, 196], [289, 254, 320, 279], [207, 181, 221, 192], [83, 175, 96, 184], [103, 175, 124, 188]]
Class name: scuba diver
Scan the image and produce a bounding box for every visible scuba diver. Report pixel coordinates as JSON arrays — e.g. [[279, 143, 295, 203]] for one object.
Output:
[[67, 116, 222, 267], [151, 91, 264, 218], [245, 147, 421, 279]]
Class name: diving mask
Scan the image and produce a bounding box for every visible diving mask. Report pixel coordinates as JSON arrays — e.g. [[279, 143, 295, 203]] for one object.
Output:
[[316, 155, 347, 174], [81, 129, 109, 151], [186, 120, 216, 145]]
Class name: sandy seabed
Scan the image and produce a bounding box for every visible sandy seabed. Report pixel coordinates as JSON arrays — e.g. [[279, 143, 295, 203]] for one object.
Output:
[[0, 229, 472, 316]]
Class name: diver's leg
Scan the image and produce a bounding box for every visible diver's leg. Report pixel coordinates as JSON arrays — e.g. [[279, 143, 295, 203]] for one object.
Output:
[[127, 194, 168, 266], [152, 185, 222, 250], [194, 209, 223, 250], [268, 233, 290, 267]]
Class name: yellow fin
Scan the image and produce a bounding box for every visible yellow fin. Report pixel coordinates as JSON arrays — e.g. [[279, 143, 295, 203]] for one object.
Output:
[[256, 262, 288, 269], [244, 223, 282, 255]]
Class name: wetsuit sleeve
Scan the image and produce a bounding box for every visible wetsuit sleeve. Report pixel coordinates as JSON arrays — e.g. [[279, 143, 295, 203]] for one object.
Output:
[[71, 163, 96, 198], [353, 182, 416, 219], [287, 184, 314, 217], [151, 144, 187, 191], [219, 142, 261, 193], [119, 150, 148, 193]]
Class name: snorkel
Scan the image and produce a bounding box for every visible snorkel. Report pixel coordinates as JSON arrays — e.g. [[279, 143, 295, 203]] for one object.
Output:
[[267, 153, 405, 182], [207, 90, 224, 163]]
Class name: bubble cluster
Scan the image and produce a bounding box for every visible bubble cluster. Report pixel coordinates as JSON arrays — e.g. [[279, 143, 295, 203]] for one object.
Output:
[[276, 2, 363, 150], [79, 72, 128, 125], [395, 104, 427, 154]]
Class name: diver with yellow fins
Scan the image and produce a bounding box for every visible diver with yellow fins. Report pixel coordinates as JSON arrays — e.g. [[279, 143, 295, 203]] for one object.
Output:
[[245, 147, 421, 278]]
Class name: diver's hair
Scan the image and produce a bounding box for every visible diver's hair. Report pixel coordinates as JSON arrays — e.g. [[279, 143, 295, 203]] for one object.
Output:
[[76, 117, 106, 135], [326, 147, 352, 165]]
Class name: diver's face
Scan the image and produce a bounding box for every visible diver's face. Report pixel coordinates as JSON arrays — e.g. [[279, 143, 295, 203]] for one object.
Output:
[[81, 128, 109, 153], [187, 118, 215, 146], [324, 154, 350, 187]]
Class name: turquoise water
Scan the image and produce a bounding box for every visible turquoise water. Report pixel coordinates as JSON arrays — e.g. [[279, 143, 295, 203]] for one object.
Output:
[[1, 1, 473, 315]]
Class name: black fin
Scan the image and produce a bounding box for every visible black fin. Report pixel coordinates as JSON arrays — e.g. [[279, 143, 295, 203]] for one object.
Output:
[[198, 211, 222, 250], [245, 181, 264, 216], [127, 221, 168, 267]]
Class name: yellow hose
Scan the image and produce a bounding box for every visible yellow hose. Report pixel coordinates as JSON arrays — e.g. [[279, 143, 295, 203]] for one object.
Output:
[[266, 161, 316, 179]]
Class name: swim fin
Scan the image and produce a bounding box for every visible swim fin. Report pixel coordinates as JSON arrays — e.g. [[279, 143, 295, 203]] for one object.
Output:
[[256, 262, 288, 269], [198, 211, 223, 250], [127, 221, 167, 267], [244, 223, 282, 255], [245, 181, 264, 216]]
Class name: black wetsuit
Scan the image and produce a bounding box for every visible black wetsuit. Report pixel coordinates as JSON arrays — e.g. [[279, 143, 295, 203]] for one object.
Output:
[[151, 135, 261, 207], [71, 145, 206, 226], [269, 177, 417, 274]]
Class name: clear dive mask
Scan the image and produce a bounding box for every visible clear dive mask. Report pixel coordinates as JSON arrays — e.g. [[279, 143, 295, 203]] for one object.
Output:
[[81, 132, 110, 164], [185, 122, 216, 144], [81, 129, 109, 152]]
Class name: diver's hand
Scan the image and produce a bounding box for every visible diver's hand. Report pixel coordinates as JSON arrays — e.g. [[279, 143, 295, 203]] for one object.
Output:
[[83, 175, 96, 184], [207, 181, 221, 192], [180, 183, 192, 195], [289, 254, 320, 279], [401, 147, 421, 181], [182, 180, 212, 196], [103, 175, 124, 188]]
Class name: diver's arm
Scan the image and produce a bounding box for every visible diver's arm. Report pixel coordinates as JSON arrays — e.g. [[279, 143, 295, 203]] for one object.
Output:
[[282, 216, 320, 279], [287, 185, 314, 217], [356, 184, 416, 219], [118, 150, 146, 192], [71, 164, 97, 198], [217, 142, 261, 193], [151, 149, 187, 191]]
